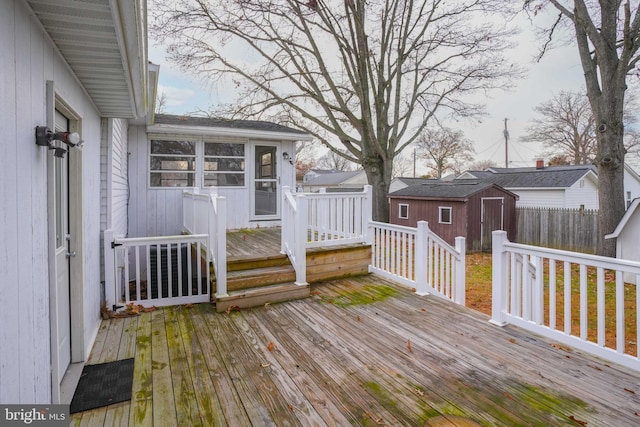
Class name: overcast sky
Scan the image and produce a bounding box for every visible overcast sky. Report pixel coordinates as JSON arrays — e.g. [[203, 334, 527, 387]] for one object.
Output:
[[149, 11, 588, 170]]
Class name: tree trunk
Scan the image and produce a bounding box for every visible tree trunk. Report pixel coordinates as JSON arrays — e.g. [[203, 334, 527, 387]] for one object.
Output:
[[363, 155, 392, 223]]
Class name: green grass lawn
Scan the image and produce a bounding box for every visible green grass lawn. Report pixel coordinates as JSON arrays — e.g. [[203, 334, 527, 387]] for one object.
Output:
[[465, 253, 638, 357]]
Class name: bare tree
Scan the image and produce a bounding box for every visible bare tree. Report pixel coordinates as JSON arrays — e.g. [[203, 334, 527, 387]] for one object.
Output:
[[392, 152, 413, 179], [417, 127, 475, 179], [521, 91, 596, 164], [317, 148, 355, 171], [152, 0, 519, 221], [525, 1, 640, 256], [467, 159, 498, 171], [156, 92, 168, 114]]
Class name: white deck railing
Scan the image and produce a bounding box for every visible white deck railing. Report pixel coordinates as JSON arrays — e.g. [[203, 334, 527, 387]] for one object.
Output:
[[369, 221, 466, 304], [105, 234, 210, 308], [281, 186, 307, 285], [183, 189, 227, 297], [305, 186, 372, 247], [491, 230, 640, 372]]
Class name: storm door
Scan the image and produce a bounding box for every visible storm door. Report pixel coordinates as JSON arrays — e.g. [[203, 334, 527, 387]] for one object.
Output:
[[251, 144, 279, 219]]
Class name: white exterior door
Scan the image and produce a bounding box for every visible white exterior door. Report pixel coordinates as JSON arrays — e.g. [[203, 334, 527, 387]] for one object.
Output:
[[53, 110, 71, 380], [251, 143, 280, 220]]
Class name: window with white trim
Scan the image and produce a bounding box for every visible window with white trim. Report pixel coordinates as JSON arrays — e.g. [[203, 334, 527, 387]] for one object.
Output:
[[149, 140, 196, 187], [204, 142, 245, 187], [399, 204, 409, 219], [439, 206, 452, 224], [149, 139, 247, 188]]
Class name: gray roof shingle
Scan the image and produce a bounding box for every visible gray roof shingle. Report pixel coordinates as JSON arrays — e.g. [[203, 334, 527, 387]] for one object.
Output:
[[388, 181, 499, 199], [461, 165, 595, 188], [154, 114, 308, 135]]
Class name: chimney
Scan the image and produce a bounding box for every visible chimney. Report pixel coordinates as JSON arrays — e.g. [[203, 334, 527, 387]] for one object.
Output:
[[536, 159, 544, 169]]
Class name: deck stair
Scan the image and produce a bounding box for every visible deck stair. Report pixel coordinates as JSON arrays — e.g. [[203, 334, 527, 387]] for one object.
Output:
[[213, 253, 309, 312]]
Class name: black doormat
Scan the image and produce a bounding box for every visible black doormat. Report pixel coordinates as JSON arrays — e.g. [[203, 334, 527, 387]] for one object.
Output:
[[70, 358, 135, 414]]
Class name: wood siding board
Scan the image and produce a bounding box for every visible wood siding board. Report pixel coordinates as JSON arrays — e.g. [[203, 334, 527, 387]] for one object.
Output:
[[2, 0, 20, 403]]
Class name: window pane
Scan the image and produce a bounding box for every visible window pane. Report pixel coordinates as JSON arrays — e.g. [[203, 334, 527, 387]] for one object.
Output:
[[150, 172, 195, 187], [150, 157, 196, 171], [204, 158, 245, 171], [255, 181, 277, 215], [151, 140, 195, 155], [204, 173, 245, 187], [205, 142, 244, 156], [440, 208, 451, 223]]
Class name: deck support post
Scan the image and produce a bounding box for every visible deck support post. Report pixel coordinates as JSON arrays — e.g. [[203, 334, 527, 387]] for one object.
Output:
[[294, 193, 308, 285], [214, 195, 227, 298], [103, 228, 117, 311], [490, 231, 508, 326], [363, 185, 373, 244], [414, 221, 429, 296], [454, 237, 466, 305]]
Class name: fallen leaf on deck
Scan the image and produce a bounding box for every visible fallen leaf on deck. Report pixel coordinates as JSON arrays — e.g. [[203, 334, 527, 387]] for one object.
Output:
[[267, 342, 275, 352], [411, 288, 416, 292], [356, 315, 361, 321], [311, 290, 320, 296], [184, 303, 194, 309], [568, 415, 587, 426], [551, 343, 572, 352], [261, 363, 271, 368], [264, 302, 271, 311], [503, 392, 514, 400], [226, 305, 240, 314], [624, 388, 636, 394], [141, 306, 157, 313], [242, 235, 246, 240], [414, 388, 424, 397], [407, 339, 413, 353], [509, 338, 516, 344], [421, 308, 426, 312]]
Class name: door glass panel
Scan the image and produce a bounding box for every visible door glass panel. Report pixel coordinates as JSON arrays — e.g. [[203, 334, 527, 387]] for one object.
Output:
[[54, 156, 63, 248], [254, 146, 278, 216]]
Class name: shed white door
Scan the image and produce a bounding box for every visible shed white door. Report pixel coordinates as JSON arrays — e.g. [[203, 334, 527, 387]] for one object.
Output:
[[53, 110, 71, 380], [251, 143, 280, 220]]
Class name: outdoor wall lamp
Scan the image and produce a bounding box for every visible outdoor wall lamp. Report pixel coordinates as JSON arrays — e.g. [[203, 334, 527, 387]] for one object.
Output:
[[282, 152, 293, 165], [35, 126, 82, 158]]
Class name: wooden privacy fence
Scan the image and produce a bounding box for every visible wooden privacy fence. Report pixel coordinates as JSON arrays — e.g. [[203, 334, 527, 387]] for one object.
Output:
[[516, 207, 598, 253]]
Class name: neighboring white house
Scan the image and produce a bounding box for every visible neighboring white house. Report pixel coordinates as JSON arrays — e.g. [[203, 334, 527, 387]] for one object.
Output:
[[457, 163, 640, 210], [127, 114, 312, 234], [1, 0, 148, 404], [301, 169, 368, 192], [606, 198, 640, 281]]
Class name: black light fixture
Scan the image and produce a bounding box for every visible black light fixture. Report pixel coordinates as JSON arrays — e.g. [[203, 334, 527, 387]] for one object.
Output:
[[282, 151, 293, 165], [35, 126, 82, 158]]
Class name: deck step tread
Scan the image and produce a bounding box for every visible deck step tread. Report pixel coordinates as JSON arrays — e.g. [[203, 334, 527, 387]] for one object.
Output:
[[215, 283, 310, 312]]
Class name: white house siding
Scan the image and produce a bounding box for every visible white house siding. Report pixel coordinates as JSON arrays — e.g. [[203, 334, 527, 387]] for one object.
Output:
[[565, 178, 599, 209], [128, 129, 297, 235], [508, 189, 565, 208], [624, 167, 640, 208], [0, 0, 102, 404], [100, 118, 129, 280]]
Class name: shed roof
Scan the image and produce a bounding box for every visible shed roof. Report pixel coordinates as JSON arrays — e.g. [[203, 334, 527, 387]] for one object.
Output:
[[606, 198, 640, 239], [388, 181, 513, 200], [153, 114, 308, 135], [394, 177, 438, 186]]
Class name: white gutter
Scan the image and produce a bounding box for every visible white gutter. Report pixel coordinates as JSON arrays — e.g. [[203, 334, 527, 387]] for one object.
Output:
[[147, 124, 314, 141]]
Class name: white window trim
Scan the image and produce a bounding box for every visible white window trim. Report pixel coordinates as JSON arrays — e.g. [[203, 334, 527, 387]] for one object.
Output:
[[438, 206, 452, 224], [399, 203, 409, 219], [147, 137, 248, 189]]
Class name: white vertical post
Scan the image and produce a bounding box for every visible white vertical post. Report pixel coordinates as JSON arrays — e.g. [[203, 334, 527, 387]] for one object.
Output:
[[414, 221, 429, 296], [281, 186, 290, 254], [533, 255, 544, 324], [295, 193, 308, 285], [490, 230, 508, 326], [454, 237, 466, 305], [215, 195, 227, 298], [362, 185, 373, 243], [103, 229, 116, 311]]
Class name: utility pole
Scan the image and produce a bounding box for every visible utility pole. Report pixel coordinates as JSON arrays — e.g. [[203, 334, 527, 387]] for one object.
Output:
[[413, 147, 416, 177], [503, 118, 509, 168]]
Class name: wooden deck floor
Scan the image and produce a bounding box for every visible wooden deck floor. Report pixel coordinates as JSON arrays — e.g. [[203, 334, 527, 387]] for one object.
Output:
[[226, 228, 282, 258], [71, 275, 640, 426]]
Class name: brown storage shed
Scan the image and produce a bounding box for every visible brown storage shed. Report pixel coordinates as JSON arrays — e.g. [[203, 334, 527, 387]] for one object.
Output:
[[388, 181, 518, 252]]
